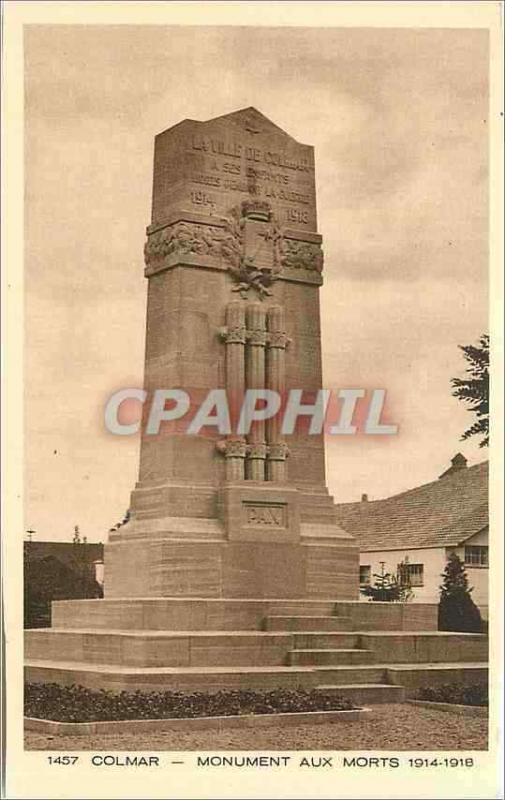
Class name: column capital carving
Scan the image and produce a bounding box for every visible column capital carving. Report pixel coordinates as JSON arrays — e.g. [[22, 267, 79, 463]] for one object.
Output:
[[219, 325, 247, 345], [246, 328, 267, 347], [268, 443, 290, 461], [216, 438, 247, 459], [267, 331, 291, 349], [246, 442, 268, 460]]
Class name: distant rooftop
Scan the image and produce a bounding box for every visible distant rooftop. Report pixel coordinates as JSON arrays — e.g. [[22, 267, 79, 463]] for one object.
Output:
[[335, 458, 488, 552]]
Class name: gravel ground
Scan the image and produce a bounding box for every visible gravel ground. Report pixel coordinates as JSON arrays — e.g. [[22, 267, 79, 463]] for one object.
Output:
[[25, 704, 488, 751]]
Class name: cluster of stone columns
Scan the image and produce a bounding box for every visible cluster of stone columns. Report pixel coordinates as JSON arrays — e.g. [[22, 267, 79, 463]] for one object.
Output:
[[220, 300, 289, 482]]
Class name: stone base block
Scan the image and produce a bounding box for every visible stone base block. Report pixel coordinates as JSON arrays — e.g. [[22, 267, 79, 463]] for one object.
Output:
[[51, 597, 436, 632], [104, 537, 359, 599]]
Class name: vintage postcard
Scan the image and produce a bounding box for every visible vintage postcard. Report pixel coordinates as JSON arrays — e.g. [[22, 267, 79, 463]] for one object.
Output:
[[2, 2, 503, 798]]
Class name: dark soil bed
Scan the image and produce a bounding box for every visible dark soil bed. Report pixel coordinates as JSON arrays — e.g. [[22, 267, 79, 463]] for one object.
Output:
[[416, 683, 488, 707], [25, 684, 357, 723]]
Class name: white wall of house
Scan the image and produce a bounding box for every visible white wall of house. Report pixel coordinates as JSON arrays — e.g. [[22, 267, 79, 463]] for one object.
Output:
[[452, 529, 488, 616], [359, 536, 488, 614]]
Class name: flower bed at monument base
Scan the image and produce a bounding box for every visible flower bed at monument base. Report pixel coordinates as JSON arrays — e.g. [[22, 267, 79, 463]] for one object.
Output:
[[415, 683, 488, 707], [25, 684, 357, 723]]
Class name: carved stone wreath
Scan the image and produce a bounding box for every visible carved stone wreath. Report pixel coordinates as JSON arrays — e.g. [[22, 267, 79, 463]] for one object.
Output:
[[220, 200, 285, 300]]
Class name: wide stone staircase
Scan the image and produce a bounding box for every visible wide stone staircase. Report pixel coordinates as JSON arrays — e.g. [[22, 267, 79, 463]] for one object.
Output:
[[25, 598, 488, 704]]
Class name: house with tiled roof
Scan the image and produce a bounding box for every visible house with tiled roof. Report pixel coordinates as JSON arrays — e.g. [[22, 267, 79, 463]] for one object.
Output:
[[335, 455, 489, 616]]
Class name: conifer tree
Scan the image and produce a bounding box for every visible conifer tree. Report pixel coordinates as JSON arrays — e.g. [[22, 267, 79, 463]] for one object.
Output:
[[438, 552, 482, 632]]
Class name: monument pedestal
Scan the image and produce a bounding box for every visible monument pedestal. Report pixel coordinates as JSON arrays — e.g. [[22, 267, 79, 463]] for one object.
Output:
[[105, 481, 359, 599], [26, 596, 487, 701]]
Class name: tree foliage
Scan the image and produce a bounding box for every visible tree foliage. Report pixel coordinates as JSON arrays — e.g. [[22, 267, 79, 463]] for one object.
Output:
[[451, 334, 489, 447], [24, 548, 103, 628]]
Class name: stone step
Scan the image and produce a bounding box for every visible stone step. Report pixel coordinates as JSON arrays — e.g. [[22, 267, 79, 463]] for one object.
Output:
[[51, 599, 342, 632], [25, 629, 296, 668], [385, 662, 488, 695], [316, 684, 406, 704], [293, 633, 359, 649], [333, 602, 438, 632], [25, 658, 488, 696], [264, 616, 352, 632], [49, 598, 439, 633], [24, 660, 396, 702], [309, 665, 388, 684], [289, 648, 376, 666], [359, 632, 489, 664], [25, 628, 361, 668], [25, 660, 319, 693], [265, 603, 338, 616]]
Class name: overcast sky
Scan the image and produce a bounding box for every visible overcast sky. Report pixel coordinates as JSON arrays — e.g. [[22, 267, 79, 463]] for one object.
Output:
[[25, 25, 488, 542]]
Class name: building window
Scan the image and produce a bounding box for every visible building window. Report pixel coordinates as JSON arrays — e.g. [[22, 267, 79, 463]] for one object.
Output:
[[464, 545, 488, 567], [359, 565, 371, 585], [406, 563, 424, 587]]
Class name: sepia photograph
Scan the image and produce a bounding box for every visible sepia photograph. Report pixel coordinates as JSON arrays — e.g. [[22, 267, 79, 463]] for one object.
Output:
[[3, 3, 503, 799]]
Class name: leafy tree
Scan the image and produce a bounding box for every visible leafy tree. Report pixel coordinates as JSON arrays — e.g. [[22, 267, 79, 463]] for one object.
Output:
[[451, 334, 489, 447], [438, 552, 482, 632]]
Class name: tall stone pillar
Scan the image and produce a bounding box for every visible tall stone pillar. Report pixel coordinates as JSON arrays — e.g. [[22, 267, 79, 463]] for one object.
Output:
[[245, 302, 267, 481], [103, 106, 359, 600], [266, 305, 289, 482], [221, 301, 247, 481]]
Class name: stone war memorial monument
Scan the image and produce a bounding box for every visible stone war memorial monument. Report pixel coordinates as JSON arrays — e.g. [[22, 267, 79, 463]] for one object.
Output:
[[109, 105, 357, 601], [26, 109, 487, 702]]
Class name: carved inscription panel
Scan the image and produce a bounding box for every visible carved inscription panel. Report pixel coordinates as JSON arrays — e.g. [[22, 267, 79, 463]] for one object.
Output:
[[243, 502, 287, 528], [152, 108, 318, 232]]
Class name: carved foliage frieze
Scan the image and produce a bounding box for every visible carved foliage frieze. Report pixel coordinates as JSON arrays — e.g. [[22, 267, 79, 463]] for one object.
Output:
[[144, 221, 227, 266], [144, 201, 323, 290], [282, 239, 324, 273]]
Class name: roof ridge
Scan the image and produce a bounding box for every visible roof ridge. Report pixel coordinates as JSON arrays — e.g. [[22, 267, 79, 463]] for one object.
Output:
[[336, 460, 488, 509]]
